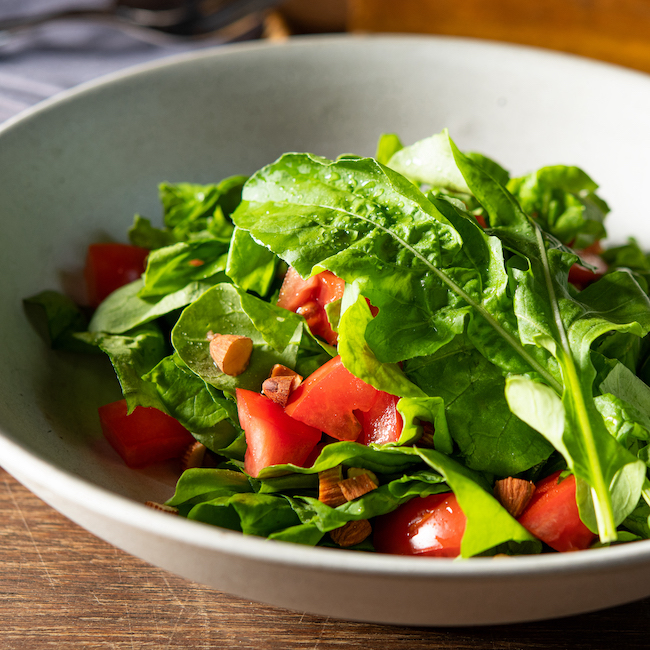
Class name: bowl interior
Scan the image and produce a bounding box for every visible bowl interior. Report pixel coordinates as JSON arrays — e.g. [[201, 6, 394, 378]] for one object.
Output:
[[1, 35, 650, 620]]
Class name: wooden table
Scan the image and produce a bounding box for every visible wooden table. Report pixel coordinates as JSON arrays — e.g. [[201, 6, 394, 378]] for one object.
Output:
[[1, 467, 650, 648]]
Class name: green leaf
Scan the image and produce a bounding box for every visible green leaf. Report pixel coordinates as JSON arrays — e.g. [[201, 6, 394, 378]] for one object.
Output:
[[225, 226, 279, 297], [139, 240, 230, 298], [407, 336, 554, 475], [375, 133, 403, 165], [143, 353, 239, 449], [386, 131, 470, 194], [81, 323, 167, 412], [507, 165, 608, 248], [167, 468, 253, 507], [256, 441, 423, 478], [337, 286, 426, 398], [23, 290, 95, 353], [128, 214, 176, 249], [453, 141, 650, 542], [396, 396, 452, 452], [415, 448, 540, 557], [89, 278, 219, 334], [159, 176, 246, 240], [171, 283, 303, 393]]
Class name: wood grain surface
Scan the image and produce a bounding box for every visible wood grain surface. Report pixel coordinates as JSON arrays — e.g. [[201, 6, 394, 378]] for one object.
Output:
[[1, 466, 650, 649], [347, 0, 650, 74]]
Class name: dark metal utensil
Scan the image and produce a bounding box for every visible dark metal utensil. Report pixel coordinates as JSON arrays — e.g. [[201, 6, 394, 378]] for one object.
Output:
[[0, 0, 282, 46]]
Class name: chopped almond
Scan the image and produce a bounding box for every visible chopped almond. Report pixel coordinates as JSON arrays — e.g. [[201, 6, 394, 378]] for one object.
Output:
[[188, 258, 205, 267], [339, 473, 378, 501], [262, 375, 295, 408], [318, 466, 347, 507], [494, 477, 536, 518], [144, 501, 179, 515], [330, 519, 372, 547], [181, 441, 207, 471], [209, 333, 253, 376], [269, 364, 302, 391]]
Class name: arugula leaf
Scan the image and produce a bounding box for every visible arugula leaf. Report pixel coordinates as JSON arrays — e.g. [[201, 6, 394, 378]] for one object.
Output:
[[232, 148, 555, 389], [159, 177, 245, 240], [405, 334, 554, 475], [452, 140, 650, 542], [507, 165, 609, 248]]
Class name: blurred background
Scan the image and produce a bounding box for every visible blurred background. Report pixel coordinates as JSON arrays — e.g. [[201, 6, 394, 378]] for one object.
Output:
[[1, 0, 650, 122]]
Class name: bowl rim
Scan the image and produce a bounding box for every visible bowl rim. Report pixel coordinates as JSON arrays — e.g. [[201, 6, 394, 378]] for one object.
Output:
[[3, 32, 650, 582]]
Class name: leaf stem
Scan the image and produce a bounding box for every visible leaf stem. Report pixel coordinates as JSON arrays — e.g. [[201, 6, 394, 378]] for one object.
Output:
[[533, 224, 616, 542]]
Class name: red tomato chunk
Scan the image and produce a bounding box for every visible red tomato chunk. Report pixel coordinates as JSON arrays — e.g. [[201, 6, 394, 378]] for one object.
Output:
[[373, 493, 466, 557], [277, 267, 345, 346], [284, 355, 379, 441], [517, 471, 596, 552], [357, 391, 403, 445], [568, 243, 608, 291], [85, 243, 149, 307], [98, 399, 195, 468], [236, 388, 322, 478]]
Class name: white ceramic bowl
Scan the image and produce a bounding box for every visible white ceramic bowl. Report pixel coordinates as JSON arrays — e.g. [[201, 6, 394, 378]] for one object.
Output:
[[2, 35, 650, 627]]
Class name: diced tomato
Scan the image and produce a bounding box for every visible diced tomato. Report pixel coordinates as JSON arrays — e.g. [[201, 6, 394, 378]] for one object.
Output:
[[517, 471, 596, 552], [284, 355, 378, 441], [357, 391, 403, 445], [277, 267, 345, 345], [85, 243, 149, 307], [373, 493, 466, 557], [98, 399, 195, 468], [236, 388, 322, 478], [475, 213, 487, 228], [568, 242, 607, 290]]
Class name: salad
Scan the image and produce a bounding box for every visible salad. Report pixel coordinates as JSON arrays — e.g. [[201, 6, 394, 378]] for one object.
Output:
[[24, 130, 650, 558]]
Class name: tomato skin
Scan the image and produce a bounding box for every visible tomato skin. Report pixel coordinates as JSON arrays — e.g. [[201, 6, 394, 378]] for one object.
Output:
[[357, 391, 403, 445], [277, 267, 344, 345], [236, 388, 322, 478], [85, 243, 149, 307], [284, 355, 378, 441], [98, 399, 195, 468], [373, 493, 466, 557], [517, 471, 596, 552], [568, 243, 607, 290]]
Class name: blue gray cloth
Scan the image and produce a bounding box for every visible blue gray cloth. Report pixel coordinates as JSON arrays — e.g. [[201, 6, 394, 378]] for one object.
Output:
[[0, 0, 256, 122]]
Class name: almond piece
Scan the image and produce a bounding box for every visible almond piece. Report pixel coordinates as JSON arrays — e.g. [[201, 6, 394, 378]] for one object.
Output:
[[262, 375, 295, 408], [181, 441, 207, 471], [329, 520, 372, 547], [269, 364, 303, 391], [209, 334, 253, 376], [144, 501, 179, 515], [494, 477, 536, 518], [318, 466, 347, 507], [339, 474, 378, 502]]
